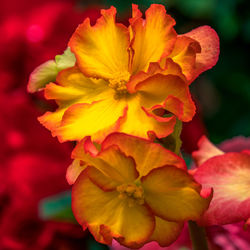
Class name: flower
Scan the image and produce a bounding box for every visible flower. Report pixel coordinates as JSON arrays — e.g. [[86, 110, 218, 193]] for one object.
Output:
[[31, 4, 219, 143], [112, 221, 250, 250], [192, 136, 250, 226], [69, 133, 211, 248]]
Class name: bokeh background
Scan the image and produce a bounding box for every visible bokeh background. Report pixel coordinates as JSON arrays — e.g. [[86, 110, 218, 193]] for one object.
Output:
[[0, 0, 249, 249]]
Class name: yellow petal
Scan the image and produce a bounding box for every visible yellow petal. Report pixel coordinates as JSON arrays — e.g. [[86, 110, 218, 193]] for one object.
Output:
[[135, 74, 196, 122], [38, 109, 66, 133], [147, 216, 183, 247], [142, 166, 211, 222], [72, 170, 155, 247], [119, 97, 176, 140], [72, 143, 139, 188], [69, 6, 130, 80], [169, 36, 201, 81], [45, 67, 109, 103], [55, 97, 127, 142], [130, 4, 176, 74], [102, 133, 186, 177], [39, 67, 112, 135]]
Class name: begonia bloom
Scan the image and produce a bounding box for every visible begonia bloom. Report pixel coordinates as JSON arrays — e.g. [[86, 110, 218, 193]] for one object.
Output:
[[192, 136, 250, 226], [30, 4, 219, 143], [70, 133, 211, 248]]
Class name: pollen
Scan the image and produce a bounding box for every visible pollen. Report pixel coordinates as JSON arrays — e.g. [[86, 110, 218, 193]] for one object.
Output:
[[117, 183, 144, 207], [108, 71, 130, 99]]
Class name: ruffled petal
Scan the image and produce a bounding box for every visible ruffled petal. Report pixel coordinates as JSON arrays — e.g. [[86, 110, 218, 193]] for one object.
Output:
[[183, 25, 220, 82], [38, 67, 112, 134], [102, 133, 186, 177], [72, 170, 155, 247], [135, 74, 196, 122], [66, 159, 87, 185], [147, 216, 183, 247], [192, 136, 224, 166], [38, 109, 66, 133], [142, 166, 211, 222], [69, 6, 130, 80], [194, 152, 250, 226], [169, 36, 201, 81], [129, 4, 176, 74], [119, 97, 177, 141], [127, 58, 186, 93], [45, 67, 109, 102], [72, 143, 139, 189], [55, 97, 127, 143]]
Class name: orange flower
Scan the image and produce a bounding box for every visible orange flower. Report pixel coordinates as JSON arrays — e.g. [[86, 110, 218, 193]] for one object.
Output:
[[30, 4, 219, 143], [69, 133, 211, 248]]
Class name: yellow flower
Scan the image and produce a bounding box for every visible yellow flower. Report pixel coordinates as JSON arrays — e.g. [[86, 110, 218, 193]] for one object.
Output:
[[70, 133, 212, 248], [30, 4, 219, 143]]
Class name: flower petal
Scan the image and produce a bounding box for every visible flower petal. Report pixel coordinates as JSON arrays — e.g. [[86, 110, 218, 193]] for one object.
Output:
[[119, 97, 177, 141], [55, 97, 127, 142], [141, 166, 211, 222], [27, 60, 58, 93], [45, 67, 109, 102], [72, 170, 155, 247], [194, 152, 250, 226], [169, 36, 201, 82], [27, 48, 76, 93], [183, 26, 220, 82], [127, 58, 186, 93], [135, 74, 196, 122], [102, 133, 186, 177], [66, 159, 87, 185], [147, 216, 183, 247], [130, 4, 176, 74], [39, 67, 112, 134], [192, 136, 224, 166], [72, 141, 139, 188], [69, 6, 130, 80], [38, 109, 66, 133]]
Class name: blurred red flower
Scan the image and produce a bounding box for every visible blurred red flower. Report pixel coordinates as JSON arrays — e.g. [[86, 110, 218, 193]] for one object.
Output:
[[0, 0, 100, 92], [0, 1, 101, 249]]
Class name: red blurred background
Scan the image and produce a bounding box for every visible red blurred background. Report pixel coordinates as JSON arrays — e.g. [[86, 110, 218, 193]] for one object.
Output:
[[1, 0, 249, 249], [0, 0, 105, 249]]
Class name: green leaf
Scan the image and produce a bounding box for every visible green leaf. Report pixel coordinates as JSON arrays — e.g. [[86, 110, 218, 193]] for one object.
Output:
[[39, 190, 76, 223]]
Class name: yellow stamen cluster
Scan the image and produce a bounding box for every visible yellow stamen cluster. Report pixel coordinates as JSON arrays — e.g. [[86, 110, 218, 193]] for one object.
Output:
[[108, 71, 130, 99], [117, 183, 144, 207]]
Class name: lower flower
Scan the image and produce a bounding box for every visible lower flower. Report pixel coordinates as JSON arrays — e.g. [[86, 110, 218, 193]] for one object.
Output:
[[69, 133, 211, 248]]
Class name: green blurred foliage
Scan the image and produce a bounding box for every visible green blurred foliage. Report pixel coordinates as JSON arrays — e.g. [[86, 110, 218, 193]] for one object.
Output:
[[39, 191, 76, 222]]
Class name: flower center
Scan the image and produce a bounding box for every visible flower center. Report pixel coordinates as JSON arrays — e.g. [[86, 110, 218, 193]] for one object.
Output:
[[117, 183, 144, 207], [108, 71, 130, 99]]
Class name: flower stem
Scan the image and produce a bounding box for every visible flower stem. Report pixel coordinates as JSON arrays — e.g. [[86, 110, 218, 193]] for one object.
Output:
[[188, 221, 209, 250]]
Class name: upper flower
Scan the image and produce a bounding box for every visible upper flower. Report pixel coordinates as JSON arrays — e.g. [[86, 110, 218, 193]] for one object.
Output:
[[69, 133, 211, 248], [30, 4, 219, 143]]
